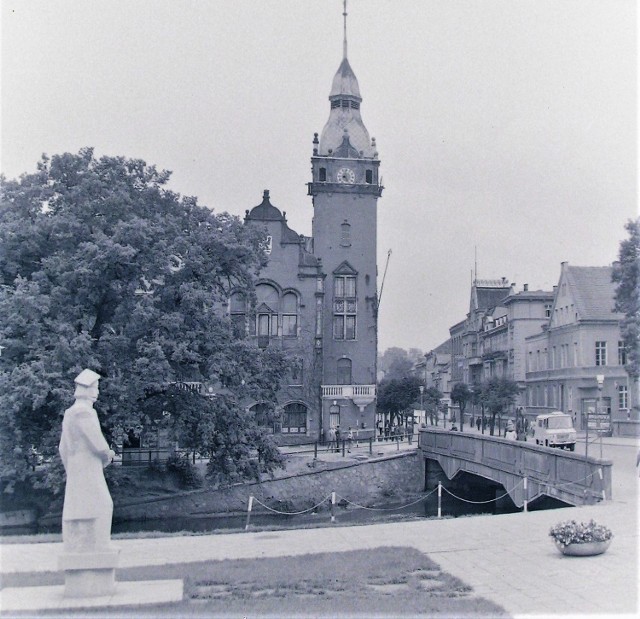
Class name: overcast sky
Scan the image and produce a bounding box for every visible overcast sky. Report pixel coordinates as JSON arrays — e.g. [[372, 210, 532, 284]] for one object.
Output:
[[2, 1, 637, 353]]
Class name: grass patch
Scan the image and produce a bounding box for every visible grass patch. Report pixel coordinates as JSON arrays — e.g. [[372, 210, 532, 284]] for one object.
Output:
[[2, 547, 508, 617]]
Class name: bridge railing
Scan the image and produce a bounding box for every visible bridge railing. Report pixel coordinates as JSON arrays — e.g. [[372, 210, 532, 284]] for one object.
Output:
[[418, 428, 612, 507]]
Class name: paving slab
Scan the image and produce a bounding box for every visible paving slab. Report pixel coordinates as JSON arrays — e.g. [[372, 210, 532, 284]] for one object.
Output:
[[0, 579, 183, 613]]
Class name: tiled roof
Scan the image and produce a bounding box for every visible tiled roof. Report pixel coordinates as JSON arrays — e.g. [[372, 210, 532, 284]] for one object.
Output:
[[475, 287, 510, 311], [566, 266, 623, 321]]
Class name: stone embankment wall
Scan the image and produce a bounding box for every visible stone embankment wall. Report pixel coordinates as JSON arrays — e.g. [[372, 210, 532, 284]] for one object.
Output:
[[113, 452, 422, 523]]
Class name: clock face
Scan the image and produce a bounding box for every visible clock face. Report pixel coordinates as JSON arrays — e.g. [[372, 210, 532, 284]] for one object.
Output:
[[336, 167, 356, 184]]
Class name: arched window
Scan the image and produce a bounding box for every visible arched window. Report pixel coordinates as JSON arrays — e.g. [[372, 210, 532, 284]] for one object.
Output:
[[250, 402, 276, 434], [340, 221, 351, 247], [282, 402, 307, 434], [229, 291, 247, 338], [282, 292, 298, 338], [365, 169, 373, 184], [319, 167, 327, 182], [337, 358, 352, 385]]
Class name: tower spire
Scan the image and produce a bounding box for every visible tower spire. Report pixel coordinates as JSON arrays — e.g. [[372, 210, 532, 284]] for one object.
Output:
[[343, 0, 348, 59]]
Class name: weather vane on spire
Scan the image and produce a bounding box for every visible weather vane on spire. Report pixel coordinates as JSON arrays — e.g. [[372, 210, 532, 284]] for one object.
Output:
[[343, 0, 348, 59]]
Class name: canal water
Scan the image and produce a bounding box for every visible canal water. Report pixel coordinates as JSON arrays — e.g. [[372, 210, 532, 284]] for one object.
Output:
[[4, 484, 568, 537]]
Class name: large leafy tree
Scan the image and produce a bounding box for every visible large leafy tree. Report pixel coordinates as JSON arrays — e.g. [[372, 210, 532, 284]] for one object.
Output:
[[423, 387, 443, 426], [450, 382, 471, 432], [377, 375, 422, 428], [478, 377, 520, 436], [0, 149, 288, 493], [612, 218, 639, 414]]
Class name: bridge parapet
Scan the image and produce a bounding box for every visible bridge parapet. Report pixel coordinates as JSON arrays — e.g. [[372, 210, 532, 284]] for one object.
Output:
[[418, 428, 612, 507]]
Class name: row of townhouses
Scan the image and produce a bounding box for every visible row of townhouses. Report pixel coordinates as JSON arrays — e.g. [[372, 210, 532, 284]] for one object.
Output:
[[419, 262, 637, 437]]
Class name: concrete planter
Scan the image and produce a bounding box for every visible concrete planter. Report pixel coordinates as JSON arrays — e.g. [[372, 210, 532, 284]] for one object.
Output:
[[555, 539, 611, 556]]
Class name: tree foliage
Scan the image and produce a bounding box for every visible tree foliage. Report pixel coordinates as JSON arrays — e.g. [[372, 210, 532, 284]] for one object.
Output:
[[477, 377, 520, 436], [423, 386, 442, 425], [378, 347, 422, 380], [0, 149, 288, 492], [612, 218, 640, 386], [450, 382, 471, 431], [376, 375, 422, 426]]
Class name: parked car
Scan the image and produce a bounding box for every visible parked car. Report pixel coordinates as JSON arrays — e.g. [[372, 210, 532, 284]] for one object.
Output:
[[534, 411, 576, 451]]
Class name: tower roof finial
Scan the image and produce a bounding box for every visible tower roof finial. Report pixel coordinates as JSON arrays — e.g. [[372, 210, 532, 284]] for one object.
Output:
[[343, 0, 348, 59]]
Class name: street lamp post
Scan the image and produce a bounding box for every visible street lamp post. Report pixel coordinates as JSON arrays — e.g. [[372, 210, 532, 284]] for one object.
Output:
[[596, 374, 604, 459], [419, 385, 424, 427]]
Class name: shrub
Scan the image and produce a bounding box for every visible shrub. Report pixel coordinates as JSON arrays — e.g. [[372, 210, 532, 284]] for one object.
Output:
[[165, 453, 203, 489], [549, 519, 613, 547]]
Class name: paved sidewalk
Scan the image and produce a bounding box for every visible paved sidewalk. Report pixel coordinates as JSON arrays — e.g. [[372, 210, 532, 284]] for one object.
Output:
[[2, 493, 637, 616]]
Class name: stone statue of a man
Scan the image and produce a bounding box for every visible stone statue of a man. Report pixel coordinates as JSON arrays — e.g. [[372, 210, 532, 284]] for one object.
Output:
[[59, 369, 115, 551]]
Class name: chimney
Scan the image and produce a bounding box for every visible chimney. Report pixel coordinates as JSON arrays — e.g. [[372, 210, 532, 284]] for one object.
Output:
[[524, 283, 529, 292]]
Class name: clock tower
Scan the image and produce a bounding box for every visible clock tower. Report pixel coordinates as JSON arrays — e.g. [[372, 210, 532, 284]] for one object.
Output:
[[308, 3, 383, 437]]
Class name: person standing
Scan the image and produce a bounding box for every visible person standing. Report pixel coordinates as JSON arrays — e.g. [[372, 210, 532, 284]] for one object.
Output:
[[347, 427, 353, 452], [327, 426, 336, 452], [335, 426, 341, 453]]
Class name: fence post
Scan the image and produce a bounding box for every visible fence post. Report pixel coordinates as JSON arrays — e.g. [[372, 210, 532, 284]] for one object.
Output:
[[369, 436, 373, 455], [523, 477, 528, 513], [331, 491, 336, 523], [314, 442, 318, 459], [437, 482, 442, 519], [396, 434, 400, 451], [342, 439, 345, 457], [245, 495, 253, 530]]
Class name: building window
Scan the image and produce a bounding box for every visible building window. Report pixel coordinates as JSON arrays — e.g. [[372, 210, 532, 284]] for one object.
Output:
[[340, 221, 351, 247], [289, 358, 303, 386], [333, 275, 356, 340], [595, 341, 607, 366], [618, 385, 628, 410], [618, 341, 627, 366], [319, 167, 326, 182], [337, 358, 352, 385], [329, 404, 340, 428], [282, 402, 307, 434], [282, 292, 298, 337], [254, 283, 279, 345], [229, 291, 247, 338], [365, 169, 373, 184], [251, 402, 276, 433], [544, 304, 552, 318]]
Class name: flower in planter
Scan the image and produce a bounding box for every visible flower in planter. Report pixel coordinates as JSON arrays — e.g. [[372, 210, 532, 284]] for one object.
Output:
[[549, 519, 613, 547]]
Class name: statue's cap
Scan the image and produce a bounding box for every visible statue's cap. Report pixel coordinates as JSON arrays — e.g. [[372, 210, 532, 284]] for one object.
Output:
[[74, 369, 100, 387]]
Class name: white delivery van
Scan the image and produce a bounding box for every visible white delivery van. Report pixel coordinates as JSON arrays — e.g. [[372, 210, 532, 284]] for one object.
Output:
[[534, 411, 576, 451]]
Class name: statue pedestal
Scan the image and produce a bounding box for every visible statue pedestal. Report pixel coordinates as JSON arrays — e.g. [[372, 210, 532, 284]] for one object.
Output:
[[59, 549, 120, 597], [59, 517, 119, 598]]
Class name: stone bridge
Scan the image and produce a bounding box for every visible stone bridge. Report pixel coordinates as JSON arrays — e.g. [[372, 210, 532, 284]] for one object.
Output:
[[418, 428, 612, 508]]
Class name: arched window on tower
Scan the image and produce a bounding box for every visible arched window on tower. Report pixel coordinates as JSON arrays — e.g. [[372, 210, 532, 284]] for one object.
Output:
[[282, 292, 298, 338], [337, 358, 352, 385], [319, 167, 327, 182], [365, 169, 373, 184], [340, 221, 351, 247]]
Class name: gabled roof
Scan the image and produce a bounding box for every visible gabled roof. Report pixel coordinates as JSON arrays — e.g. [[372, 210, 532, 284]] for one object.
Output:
[[565, 265, 623, 321]]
